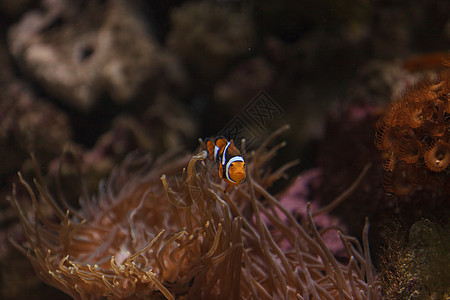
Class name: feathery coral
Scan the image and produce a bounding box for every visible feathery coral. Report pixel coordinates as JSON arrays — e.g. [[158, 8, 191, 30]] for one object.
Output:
[[9, 126, 379, 299], [375, 67, 450, 195], [424, 140, 450, 172]]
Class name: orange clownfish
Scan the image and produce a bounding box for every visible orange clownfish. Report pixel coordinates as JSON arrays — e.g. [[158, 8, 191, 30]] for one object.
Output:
[[206, 137, 247, 192]]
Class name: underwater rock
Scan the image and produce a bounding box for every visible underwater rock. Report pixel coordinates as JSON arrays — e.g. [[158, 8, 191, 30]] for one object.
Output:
[[0, 0, 36, 24], [314, 102, 387, 251], [214, 57, 275, 108], [0, 81, 72, 178], [379, 219, 450, 299], [141, 93, 198, 153], [350, 59, 441, 106], [0, 39, 72, 300], [315, 79, 448, 258], [254, 0, 371, 43], [167, 1, 255, 84], [0, 37, 70, 172], [369, 0, 450, 59], [45, 92, 198, 204], [8, 0, 182, 111], [277, 168, 348, 257]]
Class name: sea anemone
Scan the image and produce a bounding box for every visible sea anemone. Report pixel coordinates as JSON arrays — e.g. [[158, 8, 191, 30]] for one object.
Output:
[[9, 126, 379, 299]]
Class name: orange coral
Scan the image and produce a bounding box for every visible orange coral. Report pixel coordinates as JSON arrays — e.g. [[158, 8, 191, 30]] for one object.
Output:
[[375, 67, 450, 195], [424, 140, 450, 172]]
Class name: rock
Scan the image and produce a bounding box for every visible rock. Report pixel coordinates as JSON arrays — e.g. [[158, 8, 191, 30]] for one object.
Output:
[[167, 1, 255, 84], [8, 0, 179, 111]]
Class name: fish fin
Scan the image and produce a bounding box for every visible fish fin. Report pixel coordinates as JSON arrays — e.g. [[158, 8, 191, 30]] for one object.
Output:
[[227, 140, 241, 156], [218, 163, 224, 179], [206, 140, 215, 161], [215, 138, 228, 149], [224, 184, 233, 193]]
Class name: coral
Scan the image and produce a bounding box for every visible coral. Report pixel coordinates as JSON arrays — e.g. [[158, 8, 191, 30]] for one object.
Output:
[[8, 0, 184, 111], [9, 127, 380, 299], [375, 67, 450, 196]]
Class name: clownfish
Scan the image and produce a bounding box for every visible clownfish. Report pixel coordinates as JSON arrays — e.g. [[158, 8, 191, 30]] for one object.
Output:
[[205, 137, 246, 192]]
